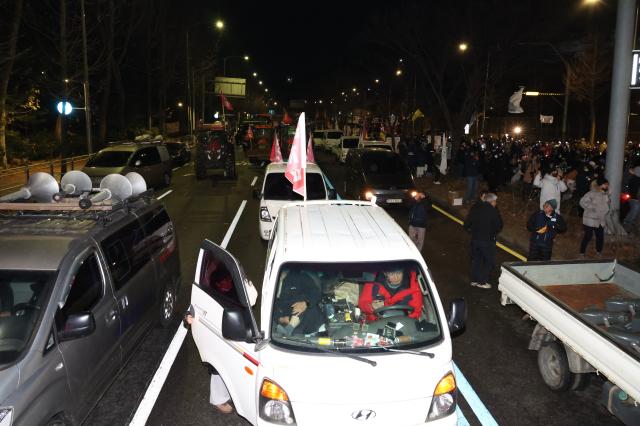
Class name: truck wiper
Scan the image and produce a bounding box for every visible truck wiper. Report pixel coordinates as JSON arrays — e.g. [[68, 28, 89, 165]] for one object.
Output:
[[309, 343, 377, 367], [380, 346, 435, 358]]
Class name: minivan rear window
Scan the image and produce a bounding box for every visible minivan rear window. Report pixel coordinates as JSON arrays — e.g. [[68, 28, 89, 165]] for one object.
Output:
[[361, 152, 409, 174], [342, 138, 359, 148], [263, 172, 326, 201], [86, 150, 132, 167], [0, 270, 55, 366]]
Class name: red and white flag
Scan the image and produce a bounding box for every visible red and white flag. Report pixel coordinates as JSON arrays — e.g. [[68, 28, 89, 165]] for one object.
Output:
[[220, 90, 233, 111], [285, 112, 307, 199], [306, 133, 315, 163], [283, 108, 293, 125], [270, 132, 283, 163]]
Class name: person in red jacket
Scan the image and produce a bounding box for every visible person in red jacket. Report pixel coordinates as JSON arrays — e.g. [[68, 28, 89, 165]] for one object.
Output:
[[359, 268, 423, 322]]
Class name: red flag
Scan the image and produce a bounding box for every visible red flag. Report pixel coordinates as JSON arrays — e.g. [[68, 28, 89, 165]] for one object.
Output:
[[306, 133, 315, 163], [283, 108, 293, 125], [270, 133, 283, 163], [246, 126, 254, 139], [220, 90, 233, 111], [285, 112, 307, 199]]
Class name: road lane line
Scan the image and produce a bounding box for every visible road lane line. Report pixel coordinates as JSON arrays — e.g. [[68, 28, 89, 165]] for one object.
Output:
[[453, 363, 499, 426], [157, 190, 172, 200], [172, 167, 180, 171], [250, 176, 258, 187], [129, 200, 248, 426], [456, 406, 471, 426]]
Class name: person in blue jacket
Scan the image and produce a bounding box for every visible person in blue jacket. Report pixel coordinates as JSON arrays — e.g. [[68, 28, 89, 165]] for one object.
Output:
[[526, 199, 568, 261]]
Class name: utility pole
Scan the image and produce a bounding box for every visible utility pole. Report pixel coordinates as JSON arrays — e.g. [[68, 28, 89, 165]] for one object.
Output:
[[481, 51, 490, 136], [59, 0, 68, 173], [605, 0, 636, 216], [186, 32, 192, 139], [80, 0, 93, 154]]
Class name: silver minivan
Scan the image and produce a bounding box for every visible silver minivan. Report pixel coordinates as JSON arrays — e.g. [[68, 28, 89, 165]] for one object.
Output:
[[0, 197, 180, 425]]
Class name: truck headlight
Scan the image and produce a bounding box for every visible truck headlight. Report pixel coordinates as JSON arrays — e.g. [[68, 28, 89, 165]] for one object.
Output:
[[427, 372, 456, 421], [0, 408, 13, 426], [260, 207, 272, 222], [259, 378, 296, 425], [364, 191, 373, 200]]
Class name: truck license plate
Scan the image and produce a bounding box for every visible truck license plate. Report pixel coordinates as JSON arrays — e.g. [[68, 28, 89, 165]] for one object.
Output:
[[387, 199, 402, 204]]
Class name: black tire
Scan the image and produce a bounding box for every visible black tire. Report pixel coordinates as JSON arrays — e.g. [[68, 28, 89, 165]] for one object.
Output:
[[159, 284, 176, 328], [538, 341, 572, 392], [570, 372, 591, 391], [195, 151, 207, 180]]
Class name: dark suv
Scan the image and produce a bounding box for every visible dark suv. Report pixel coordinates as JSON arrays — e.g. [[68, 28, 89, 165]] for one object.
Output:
[[0, 195, 180, 426], [194, 128, 236, 180]]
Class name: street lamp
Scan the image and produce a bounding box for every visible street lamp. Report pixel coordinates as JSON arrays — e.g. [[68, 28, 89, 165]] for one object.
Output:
[[253, 72, 258, 77], [215, 20, 224, 30], [177, 102, 184, 107], [395, 69, 402, 76], [258, 80, 263, 86], [243, 55, 249, 61], [374, 79, 380, 84], [513, 126, 522, 135], [458, 42, 468, 52]]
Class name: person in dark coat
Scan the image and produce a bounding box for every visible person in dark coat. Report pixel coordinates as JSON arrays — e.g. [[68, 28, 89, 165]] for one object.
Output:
[[463, 193, 503, 289], [526, 199, 568, 261], [274, 271, 324, 336], [463, 150, 481, 204], [408, 191, 432, 251]]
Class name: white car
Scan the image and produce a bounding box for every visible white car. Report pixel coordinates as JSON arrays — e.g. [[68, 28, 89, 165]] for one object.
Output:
[[255, 162, 334, 240], [333, 136, 360, 163], [359, 139, 393, 151], [323, 129, 343, 152], [189, 200, 466, 425]]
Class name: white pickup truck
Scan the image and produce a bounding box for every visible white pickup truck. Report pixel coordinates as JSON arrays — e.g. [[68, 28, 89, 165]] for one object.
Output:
[[499, 260, 640, 425]]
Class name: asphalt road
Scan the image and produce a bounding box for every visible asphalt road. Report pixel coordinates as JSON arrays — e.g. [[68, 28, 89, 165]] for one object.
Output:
[[80, 149, 620, 426]]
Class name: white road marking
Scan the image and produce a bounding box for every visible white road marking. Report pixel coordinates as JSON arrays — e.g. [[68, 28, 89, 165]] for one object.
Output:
[[250, 176, 258, 187], [157, 190, 172, 200], [172, 167, 180, 171], [183, 173, 194, 177], [129, 200, 247, 426]]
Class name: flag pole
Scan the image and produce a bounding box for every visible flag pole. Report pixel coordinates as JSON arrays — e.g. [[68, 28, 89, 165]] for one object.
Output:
[[220, 89, 226, 131]]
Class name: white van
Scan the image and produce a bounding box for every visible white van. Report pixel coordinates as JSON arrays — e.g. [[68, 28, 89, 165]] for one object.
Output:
[[323, 129, 343, 152], [333, 136, 360, 163], [189, 200, 466, 425], [311, 130, 326, 150], [254, 162, 335, 240]]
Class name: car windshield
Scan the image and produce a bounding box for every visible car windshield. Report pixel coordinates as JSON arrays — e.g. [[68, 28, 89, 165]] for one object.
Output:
[[362, 152, 409, 175], [270, 261, 442, 353], [342, 138, 359, 148], [85, 150, 132, 167], [263, 172, 326, 200], [0, 270, 55, 367], [326, 131, 342, 139]]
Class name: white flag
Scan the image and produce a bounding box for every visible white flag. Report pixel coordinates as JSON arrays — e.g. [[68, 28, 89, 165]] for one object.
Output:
[[508, 87, 524, 114], [540, 114, 554, 124]]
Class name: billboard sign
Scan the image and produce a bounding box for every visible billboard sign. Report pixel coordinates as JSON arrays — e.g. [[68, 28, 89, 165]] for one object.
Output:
[[215, 77, 246, 98]]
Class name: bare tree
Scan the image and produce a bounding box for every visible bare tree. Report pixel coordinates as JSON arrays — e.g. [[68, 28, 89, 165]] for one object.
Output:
[[565, 35, 610, 144], [0, 0, 24, 168]]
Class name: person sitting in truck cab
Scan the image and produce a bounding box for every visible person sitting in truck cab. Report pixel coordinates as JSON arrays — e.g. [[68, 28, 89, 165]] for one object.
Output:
[[359, 268, 423, 322], [274, 271, 323, 336]]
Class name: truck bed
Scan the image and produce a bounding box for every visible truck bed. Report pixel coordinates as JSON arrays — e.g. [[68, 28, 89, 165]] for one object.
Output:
[[499, 260, 640, 402]]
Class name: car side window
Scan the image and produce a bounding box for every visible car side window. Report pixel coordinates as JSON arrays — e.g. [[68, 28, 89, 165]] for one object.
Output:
[[101, 220, 150, 291], [138, 207, 172, 257], [60, 254, 103, 317], [132, 147, 160, 167], [198, 250, 241, 308]]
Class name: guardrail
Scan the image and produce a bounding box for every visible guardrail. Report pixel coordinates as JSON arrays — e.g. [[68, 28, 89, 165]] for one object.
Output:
[[0, 155, 90, 193]]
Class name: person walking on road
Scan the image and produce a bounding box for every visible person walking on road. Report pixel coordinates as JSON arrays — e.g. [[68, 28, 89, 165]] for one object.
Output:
[[463, 193, 503, 289], [526, 199, 567, 261], [463, 149, 481, 204], [579, 178, 610, 257], [408, 191, 431, 251]]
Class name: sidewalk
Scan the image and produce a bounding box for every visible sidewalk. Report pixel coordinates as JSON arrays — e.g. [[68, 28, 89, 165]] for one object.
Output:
[[415, 173, 640, 267]]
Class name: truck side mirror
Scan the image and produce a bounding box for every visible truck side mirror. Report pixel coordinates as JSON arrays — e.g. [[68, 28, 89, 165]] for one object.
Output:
[[447, 298, 467, 335], [58, 312, 96, 341], [222, 306, 252, 342], [327, 188, 337, 200], [252, 189, 261, 200]]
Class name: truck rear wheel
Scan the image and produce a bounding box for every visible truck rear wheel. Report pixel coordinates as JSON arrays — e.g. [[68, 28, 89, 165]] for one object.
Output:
[[538, 341, 572, 392]]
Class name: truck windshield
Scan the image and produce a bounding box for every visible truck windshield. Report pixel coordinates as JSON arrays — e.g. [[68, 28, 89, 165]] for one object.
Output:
[[270, 261, 442, 353], [0, 270, 55, 367], [85, 150, 132, 167], [263, 172, 326, 200]]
